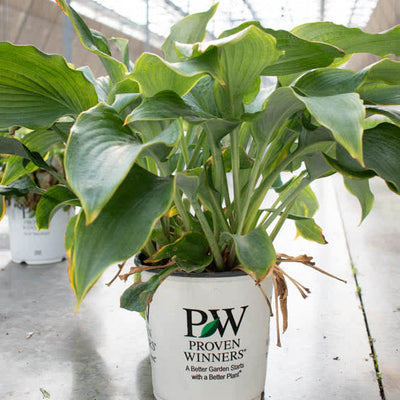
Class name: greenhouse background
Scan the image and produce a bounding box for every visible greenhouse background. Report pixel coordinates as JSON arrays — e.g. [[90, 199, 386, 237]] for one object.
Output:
[[0, 1, 399, 399]]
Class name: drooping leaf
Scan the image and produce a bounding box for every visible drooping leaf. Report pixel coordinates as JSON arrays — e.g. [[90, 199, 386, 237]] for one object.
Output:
[[149, 232, 212, 272], [293, 22, 400, 58], [219, 22, 344, 76], [292, 186, 327, 244], [363, 123, 400, 192], [162, 3, 218, 62], [0, 176, 36, 197], [200, 318, 220, 338], [65, 104, 180, 223], [0, 43, 98, 129], [120, 266, 178, 312], [1, 129, 64, 186], [36, 185, 79, 230], [225, 227, 276, 281], [69, 165, 175, 307], [343, 177, 374, 224], [55, 0, 127, 82], [0, 137, 59, 177]]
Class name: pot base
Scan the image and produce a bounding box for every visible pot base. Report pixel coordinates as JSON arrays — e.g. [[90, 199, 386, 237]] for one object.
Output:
[[11, 256, 66, 265]]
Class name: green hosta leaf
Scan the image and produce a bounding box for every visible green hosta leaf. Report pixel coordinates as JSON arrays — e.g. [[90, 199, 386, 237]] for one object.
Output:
[[251, 87, 304, 146], [292, 186, 327, 244], [363, 123, 400, 192], [365, 105, 400, 127], [343, 177, 374, 224], [56, 0, 127, 83], [36, 185, 79, 230], [295, 219, 327, 244], [149, 232, 212, 272], [357, 83, 400, 105], [130, 48, 223, 98], [162, 3, 218, 62], [111, 37, 133, 71], [295, 68, 367, 97], [69, 165, 175, 307], [292, 22, 400, 58], [219, 22, 344, 76], [0, 176, 36, 197], [1, 129, 64, 186], [125, 91, 205, 124], [120, 266, 178, 312], [292, 186, 319, 217], [176, 171, 201, 200], [225, 227, 276, 281], [0, 137, 58, 176], [200, 318, 220, 338], [295, 93, 365, 164], [65, 104, 180, 223], [221, 146, 253, 172], [363, 59, 400, 85], [0, 43, 98, 129], [211, 25, 282, 118]]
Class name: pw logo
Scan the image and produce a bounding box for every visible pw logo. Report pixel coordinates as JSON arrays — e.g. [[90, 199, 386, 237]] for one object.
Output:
[[184, 306, 249, 338]]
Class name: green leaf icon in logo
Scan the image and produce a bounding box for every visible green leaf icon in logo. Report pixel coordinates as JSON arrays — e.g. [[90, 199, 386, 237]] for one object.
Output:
[[200, 318, 220, 338]]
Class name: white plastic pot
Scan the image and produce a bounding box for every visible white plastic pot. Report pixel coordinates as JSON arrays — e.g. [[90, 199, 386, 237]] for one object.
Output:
[[7, 200, 72, 265], [142, 266, 273, 400]]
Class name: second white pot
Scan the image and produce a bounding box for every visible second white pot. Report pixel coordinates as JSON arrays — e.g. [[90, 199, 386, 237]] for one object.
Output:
[[7, 200, 72, 265], [142, 268, 273, 400]]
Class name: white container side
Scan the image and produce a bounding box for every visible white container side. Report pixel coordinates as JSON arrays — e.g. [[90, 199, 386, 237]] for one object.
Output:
[[7, 200, 71, 265], [142, 269, 273, 400]]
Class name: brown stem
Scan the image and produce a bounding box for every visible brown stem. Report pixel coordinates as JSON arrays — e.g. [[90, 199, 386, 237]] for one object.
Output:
[[105, 261, 126, 287]]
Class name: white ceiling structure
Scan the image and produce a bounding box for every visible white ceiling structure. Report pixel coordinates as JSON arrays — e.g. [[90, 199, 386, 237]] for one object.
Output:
[[72, 0, 379, 42]]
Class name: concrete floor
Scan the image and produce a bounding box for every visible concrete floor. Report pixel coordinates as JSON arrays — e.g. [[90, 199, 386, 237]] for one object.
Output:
[[0, 177, 399, 400]]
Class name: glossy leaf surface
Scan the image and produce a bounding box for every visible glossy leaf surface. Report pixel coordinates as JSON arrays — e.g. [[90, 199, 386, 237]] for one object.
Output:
[[65, 104, 180, 223], [69, 165, 175, 307]]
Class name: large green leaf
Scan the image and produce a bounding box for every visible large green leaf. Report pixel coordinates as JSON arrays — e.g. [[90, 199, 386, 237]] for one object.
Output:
[[65, 104, 180, 223], [225, 227, 276, 281], [0, 43, 98, 129], [0, 175, 36, 197], [363, 123, 400, 192], [56, 0, 127, 83], [295, 93, 365, 163], [293, 22, 400, 58], [130, 48, 223, 98], [201, 25, 282, 118], [36, 185, 79, 230], [148, 232, 212, 272], [69, 165, 175, 307], [1, 129, 64, 185], [219, 22, 344, 76], [120, 266, 178, 312], [343, 177, 374, 224], [162, 3, 218, 62]]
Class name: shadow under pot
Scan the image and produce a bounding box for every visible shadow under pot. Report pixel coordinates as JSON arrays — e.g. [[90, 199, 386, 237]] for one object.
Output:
[[7, 199, 72, 265], [141, 260, 273, 400]]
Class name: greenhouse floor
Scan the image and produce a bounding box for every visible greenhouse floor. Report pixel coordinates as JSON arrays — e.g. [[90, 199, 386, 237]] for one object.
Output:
[[0, 177, 399, 400]]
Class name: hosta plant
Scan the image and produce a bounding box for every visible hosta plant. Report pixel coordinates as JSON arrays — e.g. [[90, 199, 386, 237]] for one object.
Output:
[[1, 1, 400, 344]]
